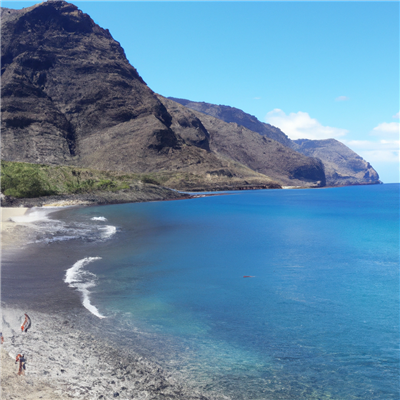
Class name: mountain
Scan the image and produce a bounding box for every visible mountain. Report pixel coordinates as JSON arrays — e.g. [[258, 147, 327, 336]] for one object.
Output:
[[168, 97, 293, 148], [1, 1, 327, 191], [169, 98, 381, 186], [293, 139, 379, 186], [158, 96, 325, 187]]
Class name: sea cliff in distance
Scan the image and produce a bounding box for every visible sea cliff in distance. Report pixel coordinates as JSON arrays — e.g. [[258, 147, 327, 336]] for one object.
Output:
[[169, 98, 381, 187], [0, 1, 380, 206]]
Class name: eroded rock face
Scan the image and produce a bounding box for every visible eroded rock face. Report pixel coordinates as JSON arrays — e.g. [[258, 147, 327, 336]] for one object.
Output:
[[168, 102, 326, 187], [292, 139, 380, 186], [170, 98, 381, 186], [1, 1, 176, 166], [1, 1, 326, 189], [169, 97, 293, 148]]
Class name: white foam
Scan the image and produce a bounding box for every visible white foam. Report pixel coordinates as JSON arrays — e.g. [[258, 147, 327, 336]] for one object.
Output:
[[38, 235, 81, 244], [99, 225, 117, 239], [64, 257, 106, 319], [91, 216, 108, 221], [10, 208, 53, 224], [9, 207, 118, 245]]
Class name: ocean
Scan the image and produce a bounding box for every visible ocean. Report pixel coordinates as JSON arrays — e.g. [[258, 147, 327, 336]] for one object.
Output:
[[3, 184, 399, 399]]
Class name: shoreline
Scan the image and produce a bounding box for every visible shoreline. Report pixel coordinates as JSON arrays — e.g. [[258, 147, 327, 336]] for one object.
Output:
[[1, 305, 227, 400], [1, 206, 29, 229], [1, 205, 229, 400], [1, 206, 29, 248]]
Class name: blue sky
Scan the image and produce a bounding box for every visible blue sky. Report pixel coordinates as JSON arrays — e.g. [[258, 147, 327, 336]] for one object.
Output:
[[3, 1, 399, 183]]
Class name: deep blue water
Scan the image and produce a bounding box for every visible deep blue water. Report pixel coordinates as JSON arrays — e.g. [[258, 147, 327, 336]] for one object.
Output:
[[45, 185, 400, 398]]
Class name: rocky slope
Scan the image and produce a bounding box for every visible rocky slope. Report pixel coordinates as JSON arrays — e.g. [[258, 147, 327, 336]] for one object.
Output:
[[1, 1, 327, 190], [169, 98, 381, 186], [169, 97, 293, 148], [293, 139, 379, 186], [159, 97, 325, 187]]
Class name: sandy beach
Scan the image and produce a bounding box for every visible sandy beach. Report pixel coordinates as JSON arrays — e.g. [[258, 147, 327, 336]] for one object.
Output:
[[1, 207, 29, 225], [1, 207, 29, 247]]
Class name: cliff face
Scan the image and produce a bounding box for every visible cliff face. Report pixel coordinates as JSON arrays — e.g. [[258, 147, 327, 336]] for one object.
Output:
[[292, 139, 380, 186], [170, 98, 381, 186], [169, 97, 293, 148], [160, 97, 325, 187], [1, 1, 326, 190], [1, 2, 173, 165]]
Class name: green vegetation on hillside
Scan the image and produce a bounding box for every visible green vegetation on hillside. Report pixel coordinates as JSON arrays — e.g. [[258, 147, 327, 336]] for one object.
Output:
[[0, 161, 162, 198]]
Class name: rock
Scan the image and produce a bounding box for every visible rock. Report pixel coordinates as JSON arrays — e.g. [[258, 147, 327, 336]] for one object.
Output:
[[292, 139, 381, 186], [168, 97, 292, 147], [169, 97, 381, 186], [161, 97, 325, 187], [1, 1, 326, 190]]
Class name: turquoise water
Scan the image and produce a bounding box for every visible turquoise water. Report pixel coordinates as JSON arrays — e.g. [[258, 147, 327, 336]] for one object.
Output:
[[56, 184, 399, 399]]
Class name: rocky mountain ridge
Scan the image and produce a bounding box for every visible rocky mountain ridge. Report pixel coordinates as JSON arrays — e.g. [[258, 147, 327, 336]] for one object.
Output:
[[169, 98, 380, 186], [0, 1, 377, 191]]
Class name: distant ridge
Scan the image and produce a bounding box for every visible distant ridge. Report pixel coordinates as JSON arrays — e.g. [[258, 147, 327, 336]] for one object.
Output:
[[168, 97, 293, 148], [169, 97, 380, 186]]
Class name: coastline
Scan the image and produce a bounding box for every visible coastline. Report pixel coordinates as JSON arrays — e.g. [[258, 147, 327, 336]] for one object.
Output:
[[1, 205, 229, 400], [1, 305, 227, 400]]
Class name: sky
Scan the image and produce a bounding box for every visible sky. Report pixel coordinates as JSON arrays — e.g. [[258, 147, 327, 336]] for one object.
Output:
[[2, 1, 399, 183]]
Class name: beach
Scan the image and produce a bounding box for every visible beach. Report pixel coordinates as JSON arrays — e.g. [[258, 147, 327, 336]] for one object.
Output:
[[1, 207, 29, 247], [1, 306, 226, 400], [1, 207, 228, 400]]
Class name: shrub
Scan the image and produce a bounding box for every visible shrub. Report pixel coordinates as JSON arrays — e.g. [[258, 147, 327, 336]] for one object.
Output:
[[1, 162, 56, 198]]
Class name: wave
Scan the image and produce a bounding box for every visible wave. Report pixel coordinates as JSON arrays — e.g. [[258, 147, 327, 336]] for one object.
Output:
[[64, 257, 106, 319], [10, 207, 117, 245], [99, 225, 117, 239], [91, 216, 108, 221], [10, 208, 54, 223]]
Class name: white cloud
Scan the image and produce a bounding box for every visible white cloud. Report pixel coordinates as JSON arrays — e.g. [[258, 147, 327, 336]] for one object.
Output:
[[343, 139, 399, 163], [335, 96, 349, 102], [392, 111, 399, 119], [253, 97, 261, 100], [265, 109, 348, 140], [372, 122, 400, 135]]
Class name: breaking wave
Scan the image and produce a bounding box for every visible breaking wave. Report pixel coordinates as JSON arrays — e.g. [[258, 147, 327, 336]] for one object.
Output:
[[9, 208, 117, 244], [64, 257, 106, 319], [91, 216, 108, 221], [99, 225, 117, 239]]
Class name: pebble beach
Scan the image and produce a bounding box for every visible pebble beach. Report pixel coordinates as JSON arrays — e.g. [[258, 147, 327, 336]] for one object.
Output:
[[1, 207, 228, 400]]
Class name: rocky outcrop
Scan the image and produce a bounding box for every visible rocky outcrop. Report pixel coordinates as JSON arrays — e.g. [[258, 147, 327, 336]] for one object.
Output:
[[292, 139, 380, 186], [169, 97, 293, 147], [160, 97, 325, 187], [1, 1, 326, 190], [169, 98, 381, 186]]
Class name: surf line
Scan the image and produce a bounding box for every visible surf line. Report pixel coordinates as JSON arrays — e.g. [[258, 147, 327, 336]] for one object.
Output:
[[64, 257, 106, 319]]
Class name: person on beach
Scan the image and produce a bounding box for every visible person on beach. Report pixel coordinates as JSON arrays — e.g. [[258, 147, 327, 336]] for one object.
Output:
[[21, 313, 31, 333], [0, 332, 4, 344], [15, 354, 27, 375]]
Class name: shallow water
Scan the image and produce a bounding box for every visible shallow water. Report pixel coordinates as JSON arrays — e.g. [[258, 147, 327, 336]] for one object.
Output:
[[3, 184, 399, 399]]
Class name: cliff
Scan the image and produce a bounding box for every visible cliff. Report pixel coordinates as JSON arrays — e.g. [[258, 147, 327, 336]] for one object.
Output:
[[1, 1, 327, 190], [169, 98, 381, 186], [292, 139, 379, 186]]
